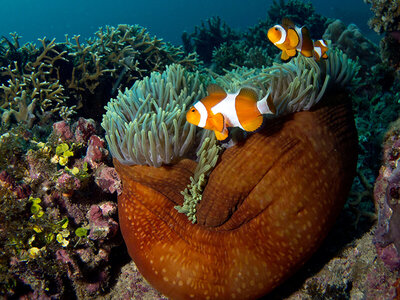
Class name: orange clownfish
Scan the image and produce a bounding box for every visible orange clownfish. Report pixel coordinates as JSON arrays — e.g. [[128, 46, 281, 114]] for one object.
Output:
[[267, 18, 328, 61], [313, 39, 329, 60], [186, 84, 275, 141]]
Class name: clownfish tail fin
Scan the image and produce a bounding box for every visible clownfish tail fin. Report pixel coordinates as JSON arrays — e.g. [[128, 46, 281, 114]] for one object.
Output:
[[241, 115, 264, 132], [257, 92, 276, 115]]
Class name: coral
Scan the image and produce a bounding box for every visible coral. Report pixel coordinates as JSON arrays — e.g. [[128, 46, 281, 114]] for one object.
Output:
[[102, 64, 208, 167], [182, 16, 240, 65], [281, 230, 399, 299], [0, 117, 121, 298], [104, 50, 359, 298], [0, 37, 76, 127], [244, 0, 329, 51], [0, 25, 198, 128], [64, 25, 198, 119], [373, 119, 400, 272], [108, 261, 167, 299], [211, 42, 246, 73], [323, 19, 380, 73], [364, 0, 400, 70], [364, 0, 400, 34]]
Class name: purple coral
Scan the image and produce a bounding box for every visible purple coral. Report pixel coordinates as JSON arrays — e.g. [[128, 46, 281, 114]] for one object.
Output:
[[53, 121, 74, 141], [87, 203, 118, 241], [84, 135, 108, 169], [73, 117, 96, 143], [373, 121, 400, 271]]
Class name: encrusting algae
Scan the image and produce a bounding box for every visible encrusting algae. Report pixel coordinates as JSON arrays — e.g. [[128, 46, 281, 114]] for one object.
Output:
[[102, 49, 359, 299]]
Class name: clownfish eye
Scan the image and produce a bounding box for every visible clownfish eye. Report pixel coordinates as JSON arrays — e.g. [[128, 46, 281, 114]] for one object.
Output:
[[191, 109, 195, 112], [274, 27, 279, 31]]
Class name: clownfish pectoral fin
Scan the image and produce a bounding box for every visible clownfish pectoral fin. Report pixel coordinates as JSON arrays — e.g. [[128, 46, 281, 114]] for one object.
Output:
[[210, 112, 225, 132], [287, 28, 299, 48], [281, 50, 290, 61], [207, 84, 227, 96], [281, 49, 296, 60], [214, 128, 229, 141], [241, 115, 264, 132]]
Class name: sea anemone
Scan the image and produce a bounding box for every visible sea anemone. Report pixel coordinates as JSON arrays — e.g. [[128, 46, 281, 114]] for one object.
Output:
[[103, 50, 359, 299], [102, 64, 205, 167]]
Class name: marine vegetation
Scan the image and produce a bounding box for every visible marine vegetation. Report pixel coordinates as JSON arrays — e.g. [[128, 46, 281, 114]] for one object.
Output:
[[0, 118, 123, 298], [0, 25, 197, 125], [103, 48, 360, 299], [2, 0, 400, 297], [365, 0, 400, 70]]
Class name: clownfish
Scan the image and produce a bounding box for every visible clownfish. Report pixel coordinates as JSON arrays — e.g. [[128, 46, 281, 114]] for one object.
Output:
[[313, 39, 329, 60], [186, 84, 275, 141], [267, 18, 328, 61]]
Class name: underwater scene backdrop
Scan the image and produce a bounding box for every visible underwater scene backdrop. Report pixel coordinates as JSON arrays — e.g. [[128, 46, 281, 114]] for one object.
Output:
[[0, 0, 400, 299]]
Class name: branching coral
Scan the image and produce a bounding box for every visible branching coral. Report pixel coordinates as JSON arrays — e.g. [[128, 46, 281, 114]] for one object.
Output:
[[182, 16, 240, 64], [0, 37, 76, 127], [102, 64, 207, 167], [364, 0, 400, 70], [364, 0, 400, 34], [66, 24, 197, 97]]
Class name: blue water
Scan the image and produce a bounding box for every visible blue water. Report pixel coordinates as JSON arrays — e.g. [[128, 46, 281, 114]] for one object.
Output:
[[0, 0, 377, 46]]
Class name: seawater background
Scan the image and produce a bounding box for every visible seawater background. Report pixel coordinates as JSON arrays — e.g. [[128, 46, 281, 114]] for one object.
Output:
[[0, 0, 377, 46]]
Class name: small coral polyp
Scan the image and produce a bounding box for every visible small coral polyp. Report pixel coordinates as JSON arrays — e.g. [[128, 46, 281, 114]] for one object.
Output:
[[103, 50, 360, 298]]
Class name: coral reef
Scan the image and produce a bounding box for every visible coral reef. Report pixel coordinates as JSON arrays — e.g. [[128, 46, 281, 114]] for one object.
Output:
[[244, 0, 329, 53], [278, 230, 400, 299], [374, 119, 400, 272], [0, 118, 121, 298], [0, 25, 197, 126], [323, 19, 380, 74], [182, 16, 240, 64], [365, 0, 400, 70], [183, 0, 329, 72], [0, 37, 75, 127], [364, 0, 400, 34]]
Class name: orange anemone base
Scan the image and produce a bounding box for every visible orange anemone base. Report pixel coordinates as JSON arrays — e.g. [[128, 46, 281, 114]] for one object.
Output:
[[114, 93, 358, 300]]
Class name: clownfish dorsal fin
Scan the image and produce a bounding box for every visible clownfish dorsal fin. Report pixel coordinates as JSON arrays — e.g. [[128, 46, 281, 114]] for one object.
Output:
[[301, 26, 311, 39], [282, 18, 295, 28], [237, 87, 259, 102], [207, 84, 227, 96]]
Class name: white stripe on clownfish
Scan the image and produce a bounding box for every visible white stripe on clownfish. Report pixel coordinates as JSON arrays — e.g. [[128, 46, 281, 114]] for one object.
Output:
[[314, 46, 322, 58], [274, 25, 287, 45], [194, 101, 208, 128], [211, 91, 243, 129], [186, 84, 277, 141], [295, 26, 303, 52]]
